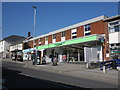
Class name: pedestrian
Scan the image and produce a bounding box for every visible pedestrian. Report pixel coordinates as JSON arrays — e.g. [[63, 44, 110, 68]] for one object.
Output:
[[62, 54, 66, 62], [31, 53, 35, 65], [15, 54, 17, 61], [42, 55, 46, 64], [52, 56, 58, 66], [49, 55, 53, 63]]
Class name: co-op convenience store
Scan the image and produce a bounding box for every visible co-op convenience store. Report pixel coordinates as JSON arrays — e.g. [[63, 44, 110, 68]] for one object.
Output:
[[23, 34, 104, 64]]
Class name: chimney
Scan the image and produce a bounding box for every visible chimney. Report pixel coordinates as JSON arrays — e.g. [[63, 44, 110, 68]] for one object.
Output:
[[28, 32, 31, 37]]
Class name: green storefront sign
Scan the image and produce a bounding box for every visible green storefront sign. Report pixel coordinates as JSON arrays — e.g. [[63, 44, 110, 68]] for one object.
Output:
[[36, 35, 97, 50]]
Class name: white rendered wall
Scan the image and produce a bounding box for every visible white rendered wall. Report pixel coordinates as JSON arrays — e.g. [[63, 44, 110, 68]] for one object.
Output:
[[109, 32, 120, 44], [2, 41, 11, 58], [45, 41, 48, 45], [0, 41, 4, 52], [52, 39, 56, 43], [61, 37, 65, 41], [10, 43, 23, 51]]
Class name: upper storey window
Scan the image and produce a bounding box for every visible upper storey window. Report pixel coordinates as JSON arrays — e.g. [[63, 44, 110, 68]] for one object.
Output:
[[45, 37, 48, 41], [61, 32, 66, 41], [109, 21, 120, 33], [84, 24, 91, 36], [53, 34, 56, 39], [52, 34, 56, 43], [71, 28, 77, 39], [61, 31, 66, 37], [45, 37, 48, 45], [38, 38, 41, 46]]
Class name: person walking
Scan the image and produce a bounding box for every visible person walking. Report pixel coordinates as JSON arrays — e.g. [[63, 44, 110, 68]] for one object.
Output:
[[52, 56, 58, 66]]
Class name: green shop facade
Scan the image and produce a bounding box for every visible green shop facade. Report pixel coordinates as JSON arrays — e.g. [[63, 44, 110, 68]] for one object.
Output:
[[35, 34, 104, 63]]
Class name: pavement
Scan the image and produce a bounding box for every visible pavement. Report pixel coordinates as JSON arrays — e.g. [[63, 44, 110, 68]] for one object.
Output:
[[1, 59, 119, 85]]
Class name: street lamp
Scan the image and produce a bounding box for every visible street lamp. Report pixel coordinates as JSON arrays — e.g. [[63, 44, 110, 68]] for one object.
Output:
[[32, 6, 37, 39], [32, 6, 37, 65]]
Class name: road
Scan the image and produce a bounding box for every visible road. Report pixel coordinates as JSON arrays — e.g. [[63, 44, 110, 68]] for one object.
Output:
[[2, 60, 118, 89]]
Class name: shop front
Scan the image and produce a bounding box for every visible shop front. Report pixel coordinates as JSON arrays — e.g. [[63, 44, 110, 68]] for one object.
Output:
[[36, 34, 104, 64], [22, 48, 35, 60], [10, 43, 23, 61]]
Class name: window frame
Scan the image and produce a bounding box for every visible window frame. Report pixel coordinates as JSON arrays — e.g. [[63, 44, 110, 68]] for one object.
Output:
[[71, 28, 77, 39], [109, 20, 120, 33], [84, 24, 91, 36], [45, 37, 48, 41], [61, 31, 66, 37], [53, 34, 56, 39]]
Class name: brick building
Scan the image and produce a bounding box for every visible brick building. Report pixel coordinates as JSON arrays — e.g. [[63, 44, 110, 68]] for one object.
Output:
[[23, 15, 118, 64], [104, 15, 120, 59]]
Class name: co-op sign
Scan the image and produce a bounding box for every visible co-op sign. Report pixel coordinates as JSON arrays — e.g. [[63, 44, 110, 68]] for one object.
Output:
[[10, 43, 23, 51]]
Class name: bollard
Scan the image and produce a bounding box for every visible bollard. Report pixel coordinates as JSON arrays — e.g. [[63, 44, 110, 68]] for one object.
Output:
[[86, 63, 91, 69], [86, 63, 89, 69], [103, 66, 107, 73]]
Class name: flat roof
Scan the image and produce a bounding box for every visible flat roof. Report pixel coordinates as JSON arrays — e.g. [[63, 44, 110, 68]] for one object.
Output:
[[104, 15, 120, 22]]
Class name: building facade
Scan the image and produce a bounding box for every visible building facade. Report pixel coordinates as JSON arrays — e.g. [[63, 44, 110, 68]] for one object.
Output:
[[104, 15, 120, 59], [10, 42, 24, 61], [0, 40, 11, 58], [0, 35, 25, 59], [23, 15, 111, 64]]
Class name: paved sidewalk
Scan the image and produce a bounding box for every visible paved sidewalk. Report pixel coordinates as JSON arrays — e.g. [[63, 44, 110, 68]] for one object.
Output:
[[22, 60, 119, 85], [3, 59, 119, 85]]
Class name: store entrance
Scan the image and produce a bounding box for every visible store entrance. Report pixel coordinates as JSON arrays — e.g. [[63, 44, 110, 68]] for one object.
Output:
[[63, 46, 84, 62]]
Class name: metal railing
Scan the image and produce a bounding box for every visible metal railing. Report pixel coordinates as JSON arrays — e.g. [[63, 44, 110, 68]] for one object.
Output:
[[100, 59, 120, 70]]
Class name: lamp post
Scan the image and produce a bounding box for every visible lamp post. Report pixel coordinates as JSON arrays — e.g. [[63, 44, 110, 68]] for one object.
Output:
[[32, 6, 37, 65], [32, 6, 37, 39]]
